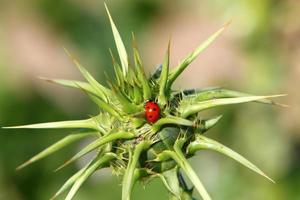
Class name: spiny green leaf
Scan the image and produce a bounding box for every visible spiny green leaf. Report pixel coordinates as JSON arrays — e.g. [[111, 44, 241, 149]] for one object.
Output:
[[152, 116, 194, 132], [93, 113, 115, 132], [197, 115, 223, 134], [133, 84, 143, 104], [110, 49, 125, 88], [63, 47, 110, 102], [113, 62, 123, 87], [126, 67, 139, 86], [122, 140, 151, 200], [158, 40, 170, 106], [173, 138, 211, 200], [17, 132, 97, 170], [182, 88, 288, 107], [179, 94, 286, 118], [105, 3, 128, 76], [56, 132, 135, 171], [158, 168, 181, 199], [132, 35, 151, 100], [65, 153, 116, 200], [39, 77, 97, 96], [187, 135, 275, 183], [112, 85, 141, 114], [168, 22, 230, 87], [51, 160, 93, 200], [162, 139, 211, 200], [3, 118, 99, 130], [89, 95, 122, 119], [70, 80, 121, 119], [125, 82, 135, 101]]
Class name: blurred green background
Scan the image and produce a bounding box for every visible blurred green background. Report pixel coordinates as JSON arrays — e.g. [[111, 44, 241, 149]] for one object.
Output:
[[0, 0, 299, 199]]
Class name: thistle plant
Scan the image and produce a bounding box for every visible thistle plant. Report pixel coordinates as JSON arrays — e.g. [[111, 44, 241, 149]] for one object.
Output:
[[3, 5, 286, 200]]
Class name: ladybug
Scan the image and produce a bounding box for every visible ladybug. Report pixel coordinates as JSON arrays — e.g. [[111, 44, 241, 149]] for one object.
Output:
[[144, 100, 160, 123]]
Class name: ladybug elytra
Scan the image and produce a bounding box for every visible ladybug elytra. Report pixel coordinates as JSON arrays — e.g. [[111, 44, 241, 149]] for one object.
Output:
[[144, 101, 160, 123]]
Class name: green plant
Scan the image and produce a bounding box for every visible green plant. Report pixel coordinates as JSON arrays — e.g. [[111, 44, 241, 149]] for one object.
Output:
[[3, 4, 285, 200]]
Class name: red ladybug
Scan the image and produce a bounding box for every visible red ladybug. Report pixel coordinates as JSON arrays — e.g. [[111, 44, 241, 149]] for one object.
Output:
[[144, 100, 160, 123]]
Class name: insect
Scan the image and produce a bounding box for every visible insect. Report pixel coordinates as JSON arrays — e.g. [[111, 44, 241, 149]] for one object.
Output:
[[144, 100, 160, 123]]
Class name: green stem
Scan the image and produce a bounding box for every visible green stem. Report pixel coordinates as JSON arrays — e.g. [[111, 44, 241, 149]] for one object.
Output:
[[169, 171, 198, 200], [171, 153, 211, 200], [164, 139, 211, 200], [122, 140, 151, 200]]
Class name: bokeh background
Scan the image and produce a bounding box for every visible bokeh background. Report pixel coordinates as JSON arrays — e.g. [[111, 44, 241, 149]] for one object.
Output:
[[0, 0, 299, 199]]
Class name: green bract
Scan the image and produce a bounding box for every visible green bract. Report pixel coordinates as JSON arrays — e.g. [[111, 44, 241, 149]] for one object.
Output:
[[3, 4, 286, 200]]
